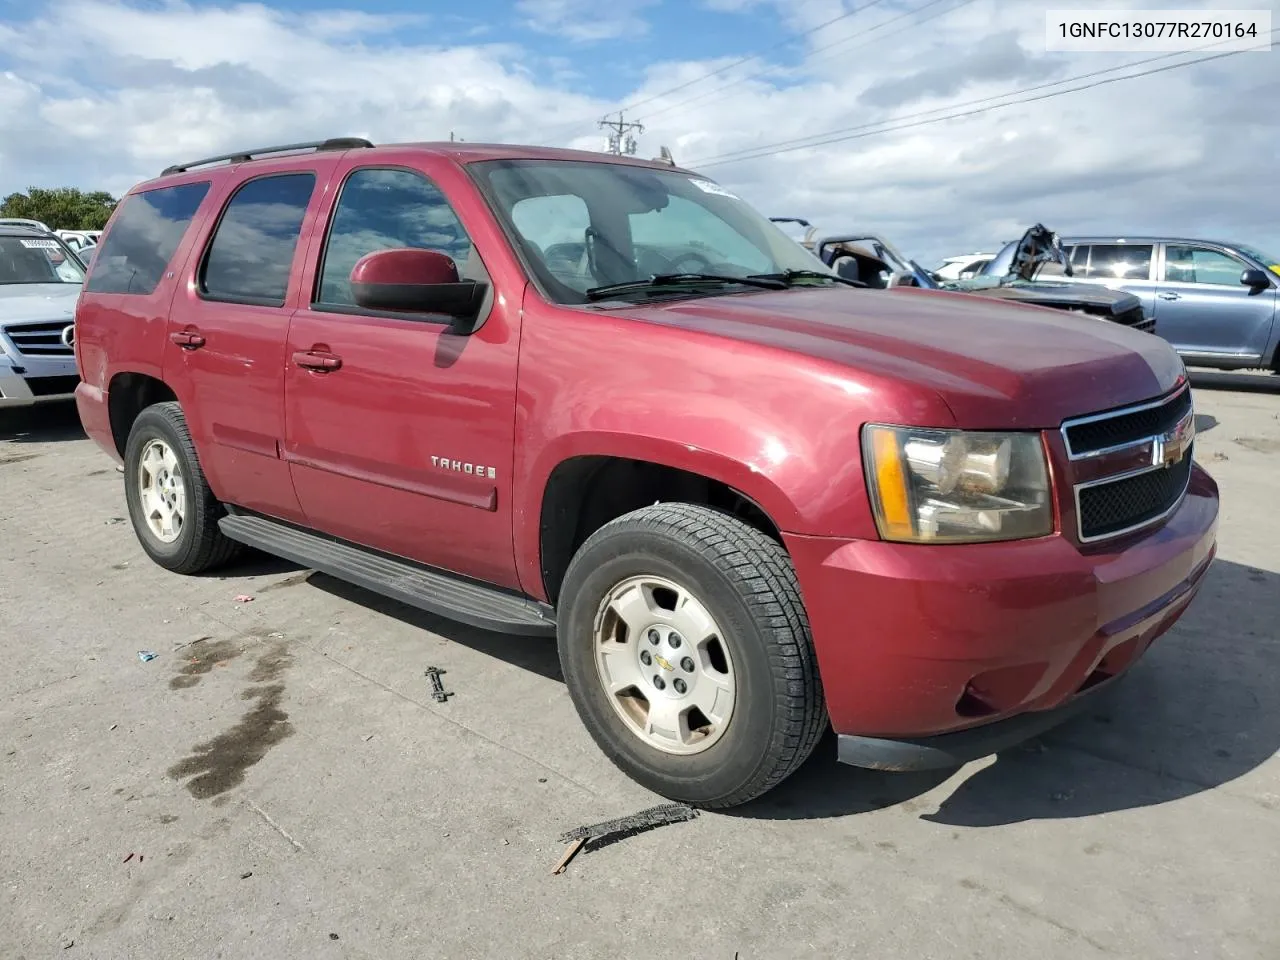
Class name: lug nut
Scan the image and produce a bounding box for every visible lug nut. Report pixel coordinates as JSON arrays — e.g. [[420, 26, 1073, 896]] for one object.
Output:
[[673, 679, 687, 694], [681, 657, 695, 672], [648, 630, 660, 645], [653, 676, 666, 691], [668, 634, 682, 649], [640, 650, 652, 665]]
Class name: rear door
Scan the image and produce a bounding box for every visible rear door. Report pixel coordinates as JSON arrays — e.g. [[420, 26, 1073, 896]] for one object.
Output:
[[164, 159, 342, 521], [282, 157, 524, 589], [1152, 243, 1277, 363]]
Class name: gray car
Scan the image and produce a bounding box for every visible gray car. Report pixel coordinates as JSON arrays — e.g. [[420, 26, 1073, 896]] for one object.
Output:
[[980, 236, 1280, 372], [0, 224, 84, 409]]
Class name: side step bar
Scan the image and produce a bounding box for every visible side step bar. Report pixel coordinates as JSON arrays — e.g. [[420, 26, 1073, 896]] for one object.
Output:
[[218, 513, 557, 637]]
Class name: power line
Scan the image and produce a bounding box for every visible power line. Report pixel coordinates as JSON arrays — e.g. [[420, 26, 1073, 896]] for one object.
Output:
[[534, 0, 893, 146], [633, 0, 978, 125], [689, 40, 1229, 166], [684, 34, 1273, 169]]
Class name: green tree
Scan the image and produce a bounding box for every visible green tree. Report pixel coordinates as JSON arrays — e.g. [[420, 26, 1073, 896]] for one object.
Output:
[[0, 187, 118, 231]]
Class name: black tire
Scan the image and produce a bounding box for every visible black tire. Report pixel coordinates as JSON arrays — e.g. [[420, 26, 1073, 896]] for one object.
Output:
[[557, 503, 827, 808], [123, 401, 240, 574]]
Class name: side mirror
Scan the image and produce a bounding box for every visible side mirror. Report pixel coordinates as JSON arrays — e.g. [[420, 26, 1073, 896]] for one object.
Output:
[[1241, 268, 1272, 293], [350, 248, 486, 329]]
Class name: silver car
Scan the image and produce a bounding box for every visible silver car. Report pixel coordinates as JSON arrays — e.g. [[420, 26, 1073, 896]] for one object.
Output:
[[0, 225, 85, 409], [980, 236, 1280, 372]]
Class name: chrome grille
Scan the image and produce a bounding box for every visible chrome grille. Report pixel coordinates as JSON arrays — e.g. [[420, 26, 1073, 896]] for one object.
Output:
[[5, 320, 74, 356], [1062, 385, 1195, 543]]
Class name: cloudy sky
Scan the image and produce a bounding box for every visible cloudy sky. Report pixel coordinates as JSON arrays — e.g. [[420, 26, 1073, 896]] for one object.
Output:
[[0, 0, 1276, 264]]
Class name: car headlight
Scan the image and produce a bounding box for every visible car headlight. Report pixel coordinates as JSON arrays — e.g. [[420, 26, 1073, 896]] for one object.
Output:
[[862, 424, 1052, 543]]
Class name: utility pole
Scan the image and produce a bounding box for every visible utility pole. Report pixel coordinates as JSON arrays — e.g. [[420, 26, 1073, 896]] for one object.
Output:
[[598, 112, 644, 156]]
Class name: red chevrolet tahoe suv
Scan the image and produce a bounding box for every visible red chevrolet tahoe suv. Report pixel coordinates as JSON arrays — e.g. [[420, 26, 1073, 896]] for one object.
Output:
[[74, 138, 1219, 807]]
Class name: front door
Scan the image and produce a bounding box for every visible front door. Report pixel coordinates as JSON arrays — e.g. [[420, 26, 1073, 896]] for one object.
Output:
[[282, 160, 523, 590], [1153, 243, 1278, 363], [165, 164, 340, 522]]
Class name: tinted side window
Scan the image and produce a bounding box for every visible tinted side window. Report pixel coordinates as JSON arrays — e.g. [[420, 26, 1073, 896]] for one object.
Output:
[[1083, 244, 1153, 280], [316, 168, 472, 307], [201, 173, 316, 304], [1164, 245, 1245, 285], [85, 181, 210, 295]]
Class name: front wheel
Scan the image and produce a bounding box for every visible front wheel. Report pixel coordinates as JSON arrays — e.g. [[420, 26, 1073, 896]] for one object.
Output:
[[557, 503, 827, 808]]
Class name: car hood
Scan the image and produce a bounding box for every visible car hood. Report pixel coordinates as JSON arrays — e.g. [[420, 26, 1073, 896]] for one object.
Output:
[[943, 278, 1142, 316], [615, 286, 1182, 429], [0, 283, 81, 323]]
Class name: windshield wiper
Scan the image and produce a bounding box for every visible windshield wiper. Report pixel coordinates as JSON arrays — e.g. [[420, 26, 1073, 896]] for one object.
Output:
[[748, 269, 867, 289], [585, 272, 788, 301]]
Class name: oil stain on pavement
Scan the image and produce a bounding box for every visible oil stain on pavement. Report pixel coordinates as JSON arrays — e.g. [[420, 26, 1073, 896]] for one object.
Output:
[[168, 639, 295, 799]]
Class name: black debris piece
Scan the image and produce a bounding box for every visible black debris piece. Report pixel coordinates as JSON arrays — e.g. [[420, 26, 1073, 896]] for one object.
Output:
[[559, 803, 699, 851], [424, 666, 453, 703]]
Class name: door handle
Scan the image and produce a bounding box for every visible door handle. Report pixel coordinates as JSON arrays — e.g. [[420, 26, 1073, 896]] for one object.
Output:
[[292, 350, 343, 372], [169, 330, 206, 349], [1158, 292, 1181, 301]]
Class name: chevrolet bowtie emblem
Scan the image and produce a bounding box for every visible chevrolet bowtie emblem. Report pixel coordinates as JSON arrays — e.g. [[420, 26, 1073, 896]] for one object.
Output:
[[1152, 410, 1195, 469], [653, 655, 674, 672]]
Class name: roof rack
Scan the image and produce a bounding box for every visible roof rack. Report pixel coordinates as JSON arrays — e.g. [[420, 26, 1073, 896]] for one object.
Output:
[[161, 137, 375, 176]]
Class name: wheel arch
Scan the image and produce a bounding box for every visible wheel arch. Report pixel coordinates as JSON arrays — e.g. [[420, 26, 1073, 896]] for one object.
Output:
[[107, 371, 178, 457], [531, 441, 797, 605]]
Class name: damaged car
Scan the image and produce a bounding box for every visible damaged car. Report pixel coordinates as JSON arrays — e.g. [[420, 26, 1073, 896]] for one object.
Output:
[[781, 220, 1155, 334]]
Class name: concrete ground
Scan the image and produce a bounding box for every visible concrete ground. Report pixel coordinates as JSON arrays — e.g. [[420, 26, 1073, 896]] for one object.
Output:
[[1, 376, 1278, 960]]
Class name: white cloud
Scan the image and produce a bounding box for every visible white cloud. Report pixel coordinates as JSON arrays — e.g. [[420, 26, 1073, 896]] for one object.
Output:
[[0, 0, 1276, 265], [516, 0, 658, 42]]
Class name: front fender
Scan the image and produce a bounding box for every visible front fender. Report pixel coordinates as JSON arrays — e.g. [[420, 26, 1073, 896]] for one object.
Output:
[[509, 297, 944, 599]]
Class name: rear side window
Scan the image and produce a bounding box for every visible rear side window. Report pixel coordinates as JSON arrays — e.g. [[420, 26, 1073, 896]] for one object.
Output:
[[1081, 244, 1153, 280], [85, 181, 210, 295], [201, 173, 316, 305]]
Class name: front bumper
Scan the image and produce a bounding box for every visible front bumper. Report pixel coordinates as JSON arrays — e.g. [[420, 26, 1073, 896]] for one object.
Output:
[[0, 355, 80, 409], [784, 462, 1219, 767]]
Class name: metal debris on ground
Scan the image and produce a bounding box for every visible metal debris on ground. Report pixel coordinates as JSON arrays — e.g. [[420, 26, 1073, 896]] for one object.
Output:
[[137, 651, 157, 663], [552, 803, 700, 874], [424, 666, 453, 703], [240, 871, 253, 879], [122, 853, 134, 864]]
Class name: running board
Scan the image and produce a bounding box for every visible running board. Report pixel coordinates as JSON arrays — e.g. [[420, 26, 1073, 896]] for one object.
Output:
[[218, 513, 557, 637]]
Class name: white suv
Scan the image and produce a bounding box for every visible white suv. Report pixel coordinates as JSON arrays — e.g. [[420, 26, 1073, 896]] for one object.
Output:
[[0, 224, 85, 409]]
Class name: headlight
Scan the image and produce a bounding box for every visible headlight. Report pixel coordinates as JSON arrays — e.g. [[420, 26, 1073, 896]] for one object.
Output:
[[862, 425, 1052, 543]]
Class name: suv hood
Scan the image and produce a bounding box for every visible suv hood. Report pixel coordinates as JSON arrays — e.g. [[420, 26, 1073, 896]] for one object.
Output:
[[0, 283, 81, 323], [616, 286, 1182, 428]]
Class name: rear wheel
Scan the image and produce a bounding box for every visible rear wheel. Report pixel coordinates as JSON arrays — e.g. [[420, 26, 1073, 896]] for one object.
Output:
[[123, 402, 240, 574], [557, 503, 826, 808]]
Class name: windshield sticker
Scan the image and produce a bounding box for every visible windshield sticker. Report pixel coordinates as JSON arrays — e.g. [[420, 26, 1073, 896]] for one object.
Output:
[[19, 238, 58, 249], [688, 178, 739, 199]]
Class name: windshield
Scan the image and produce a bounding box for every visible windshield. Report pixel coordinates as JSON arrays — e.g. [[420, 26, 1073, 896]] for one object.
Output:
[[0, 235, 86, 284], [469, 159, 833, 303]]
